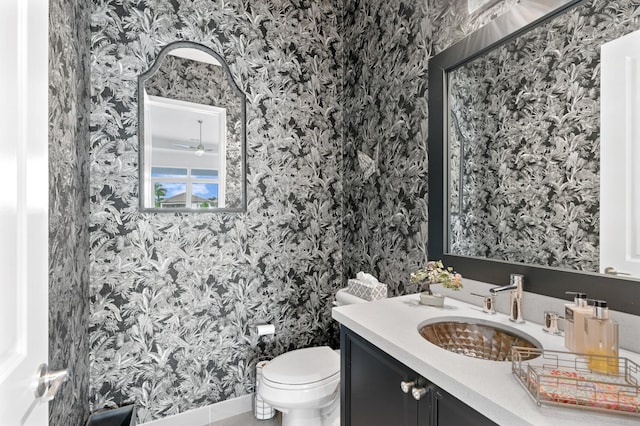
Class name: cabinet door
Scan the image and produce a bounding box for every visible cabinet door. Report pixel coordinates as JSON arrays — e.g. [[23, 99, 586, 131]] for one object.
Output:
[[341, 327, 419, 426], [417, 384, 434, 426], [431, 386, 497, 426]]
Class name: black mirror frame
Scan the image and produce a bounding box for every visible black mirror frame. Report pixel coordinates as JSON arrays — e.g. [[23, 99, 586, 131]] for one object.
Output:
[[138, 41, 247, 214], [427, 0, 640, 315]]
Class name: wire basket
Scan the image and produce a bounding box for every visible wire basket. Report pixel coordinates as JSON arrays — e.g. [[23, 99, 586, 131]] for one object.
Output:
[[512, 347, 640, 416]]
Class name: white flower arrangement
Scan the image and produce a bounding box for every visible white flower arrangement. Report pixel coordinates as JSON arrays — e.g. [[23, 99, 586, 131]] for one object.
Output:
[[409, 260, 463, 295]]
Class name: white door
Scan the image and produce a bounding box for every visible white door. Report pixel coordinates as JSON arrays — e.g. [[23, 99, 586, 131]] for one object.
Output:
[[0, 0, 50, 425], [600, 29, 640, 278]]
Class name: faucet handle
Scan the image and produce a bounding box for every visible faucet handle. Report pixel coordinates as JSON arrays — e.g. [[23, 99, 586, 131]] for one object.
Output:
[[542, 311, 562, 335], [471, 293, 496, 315]]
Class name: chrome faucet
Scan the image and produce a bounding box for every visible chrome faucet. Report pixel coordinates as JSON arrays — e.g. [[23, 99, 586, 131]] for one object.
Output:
[[489, 274, 525, 323]]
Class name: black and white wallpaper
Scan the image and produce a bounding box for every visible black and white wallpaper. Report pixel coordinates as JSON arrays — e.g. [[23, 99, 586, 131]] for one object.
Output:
[[342, 0, 520, 295], [144, 53, 243, 208], [449, 0, 640, 272], [90, 0, 343, 422], [48, 0, 91, 424], [44, 0, 618, 423]]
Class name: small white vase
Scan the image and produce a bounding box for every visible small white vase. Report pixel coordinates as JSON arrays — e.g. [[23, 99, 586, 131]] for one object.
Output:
[[419, 292, 445, 307]]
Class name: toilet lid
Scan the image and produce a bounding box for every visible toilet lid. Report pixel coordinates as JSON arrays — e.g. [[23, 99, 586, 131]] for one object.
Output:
[[262, 346, 339, 385]]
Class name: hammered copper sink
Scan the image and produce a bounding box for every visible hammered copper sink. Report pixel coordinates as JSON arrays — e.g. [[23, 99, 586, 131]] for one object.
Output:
[[418, 317, 541, 361]]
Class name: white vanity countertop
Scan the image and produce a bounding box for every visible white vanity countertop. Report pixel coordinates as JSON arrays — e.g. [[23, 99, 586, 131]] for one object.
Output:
[[332, 294, 640, 426]]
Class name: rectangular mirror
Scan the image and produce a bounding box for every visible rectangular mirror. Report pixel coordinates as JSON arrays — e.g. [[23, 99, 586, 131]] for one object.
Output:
[[447, 0, 640, 278], [428, 0, 640, 315], [138, 41, 246, 213]]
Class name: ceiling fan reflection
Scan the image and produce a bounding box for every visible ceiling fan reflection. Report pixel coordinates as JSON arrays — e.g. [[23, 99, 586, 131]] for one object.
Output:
[[171, 120, 213, 156]]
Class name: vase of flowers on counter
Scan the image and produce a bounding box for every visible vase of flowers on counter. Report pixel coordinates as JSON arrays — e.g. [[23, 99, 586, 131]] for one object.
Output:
[[410, 260, 463, 307]]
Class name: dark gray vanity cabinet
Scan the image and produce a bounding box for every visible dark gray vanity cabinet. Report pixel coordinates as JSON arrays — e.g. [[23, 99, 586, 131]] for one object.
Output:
[[340, 326, 497, 426], [430, 385, 497, 426], [340, 326, 425, 426]]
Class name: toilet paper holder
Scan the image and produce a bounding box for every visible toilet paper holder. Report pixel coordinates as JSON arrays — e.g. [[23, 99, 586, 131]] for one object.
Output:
[[257, 324, 275, 336]]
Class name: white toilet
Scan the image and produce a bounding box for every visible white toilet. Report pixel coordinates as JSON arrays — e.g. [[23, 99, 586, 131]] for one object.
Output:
[[258, 346, 340, 426], [258, 283, 382, 426]]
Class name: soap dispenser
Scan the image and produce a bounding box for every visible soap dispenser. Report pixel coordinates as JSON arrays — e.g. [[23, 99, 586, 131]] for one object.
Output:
[[585, 300, 619, 374], [564, 292, 591, 353]]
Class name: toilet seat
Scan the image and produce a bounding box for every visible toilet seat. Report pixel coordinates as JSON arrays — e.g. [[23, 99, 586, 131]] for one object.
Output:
[[259, 370, 339, 411], [262, 370, 340, 391], [262, 346, 339, 386]]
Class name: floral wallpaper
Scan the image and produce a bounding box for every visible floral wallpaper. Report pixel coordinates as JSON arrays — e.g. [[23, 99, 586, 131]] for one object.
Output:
[[449, 0, 640, 272], [45, 0, 640, 424], [341, 0, 519, 295], [89, 0, 342, 422], [48, 0, 91, 424], [81, 0, 589, 423], [144, 53, 243, 208]]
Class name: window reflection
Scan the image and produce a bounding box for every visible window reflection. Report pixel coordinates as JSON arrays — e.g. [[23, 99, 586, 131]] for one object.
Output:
[[152, 167, 219, 209]]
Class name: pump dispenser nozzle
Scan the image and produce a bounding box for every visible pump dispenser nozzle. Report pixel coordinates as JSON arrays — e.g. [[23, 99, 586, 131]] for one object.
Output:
[[566, 291, 588, 308]]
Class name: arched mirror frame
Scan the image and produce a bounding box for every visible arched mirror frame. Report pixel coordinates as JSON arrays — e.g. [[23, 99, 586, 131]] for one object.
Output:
[[138, 40, 247, 213], [428, 0, 640, 316]]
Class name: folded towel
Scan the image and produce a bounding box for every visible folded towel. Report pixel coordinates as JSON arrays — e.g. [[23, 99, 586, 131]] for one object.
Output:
[[334, 288, 370, 306]]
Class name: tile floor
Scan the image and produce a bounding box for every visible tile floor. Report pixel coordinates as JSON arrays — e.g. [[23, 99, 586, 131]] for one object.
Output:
[[208, 411, 281, 426]]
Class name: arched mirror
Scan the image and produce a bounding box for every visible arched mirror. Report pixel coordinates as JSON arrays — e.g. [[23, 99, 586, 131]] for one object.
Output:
[[138, 41, 246, 213]]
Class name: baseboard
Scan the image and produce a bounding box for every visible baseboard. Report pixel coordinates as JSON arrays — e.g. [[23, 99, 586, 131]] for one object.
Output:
[[210, 394, 254, 423], [140, 394, 254, 426]]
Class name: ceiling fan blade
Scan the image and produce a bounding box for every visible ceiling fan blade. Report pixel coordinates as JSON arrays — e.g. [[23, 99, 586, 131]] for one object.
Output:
[[172, 143, 196, 149]]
